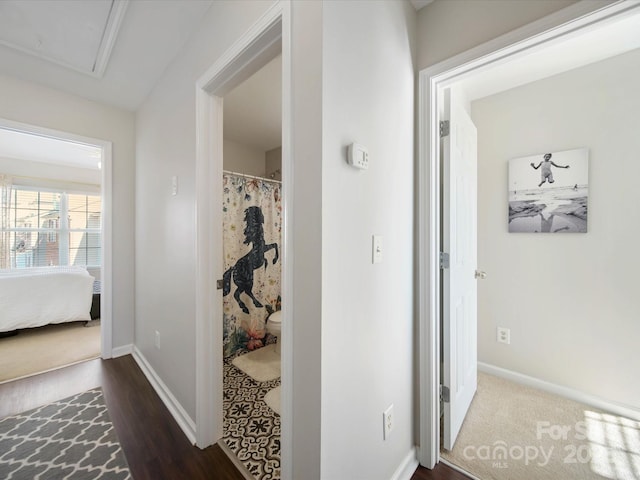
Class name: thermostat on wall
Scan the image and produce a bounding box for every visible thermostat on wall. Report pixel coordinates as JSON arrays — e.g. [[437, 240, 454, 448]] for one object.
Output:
[[348, 143, 369, 170]]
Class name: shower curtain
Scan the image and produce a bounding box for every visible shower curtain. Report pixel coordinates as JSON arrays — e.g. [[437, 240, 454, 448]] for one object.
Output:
[[222, 173, 282, 358]]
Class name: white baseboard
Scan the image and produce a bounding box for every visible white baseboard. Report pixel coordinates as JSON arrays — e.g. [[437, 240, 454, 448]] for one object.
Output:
[[132, 346, 197, 444], [111, 344, 133, 358], [391, 447, 419, 480], [478, 362, 640, 422], [439, 458, 481, 480]]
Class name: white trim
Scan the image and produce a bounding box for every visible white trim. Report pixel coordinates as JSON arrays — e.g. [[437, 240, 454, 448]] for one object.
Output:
[[196, 5, 282, 95], [132, 346, 197, 444], [111, 344, 133, 358], [101, 140, 113, 359], [218, 441, 255, 480], [0, 117, 113, 360], [93, 0, 130, 77], [390, 448, 419, 480], [439, 458, 481, 480], [479, 362, 640, 422], [194, 6, 292, 477], [418, 0, 640, 469], [194, 86, 222, 448], [279, 2, 293, 479]]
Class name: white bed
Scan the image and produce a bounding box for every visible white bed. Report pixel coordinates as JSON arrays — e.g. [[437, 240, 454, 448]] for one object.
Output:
[[0, 266, 95, 333]]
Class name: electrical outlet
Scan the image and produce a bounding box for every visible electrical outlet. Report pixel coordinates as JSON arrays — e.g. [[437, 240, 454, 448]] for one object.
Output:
[[155, 330, 161, 349], [383, 404, 394, 440], [497, 327, 510, 345]]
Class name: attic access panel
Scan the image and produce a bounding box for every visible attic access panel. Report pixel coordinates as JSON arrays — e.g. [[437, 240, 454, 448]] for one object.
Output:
[[0, 0, 127, 77]]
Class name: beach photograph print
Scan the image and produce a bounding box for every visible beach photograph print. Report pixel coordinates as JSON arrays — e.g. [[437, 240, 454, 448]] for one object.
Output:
[[508, 148, 588, 233]]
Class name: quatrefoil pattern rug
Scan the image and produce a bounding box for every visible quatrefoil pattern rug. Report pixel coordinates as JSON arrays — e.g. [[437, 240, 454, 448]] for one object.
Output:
[[0, 389, 131, 480], [223, 349, 281, 479]]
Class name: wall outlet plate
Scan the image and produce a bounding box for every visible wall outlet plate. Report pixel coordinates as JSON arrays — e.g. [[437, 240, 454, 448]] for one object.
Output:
[[497, 327, 510, 345]]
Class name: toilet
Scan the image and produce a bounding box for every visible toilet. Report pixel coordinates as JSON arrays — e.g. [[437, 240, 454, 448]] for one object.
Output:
[[266, 310, 282, 354]]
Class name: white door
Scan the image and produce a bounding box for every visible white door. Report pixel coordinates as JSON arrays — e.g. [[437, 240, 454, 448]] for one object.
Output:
[[442, 88, 478, 451]]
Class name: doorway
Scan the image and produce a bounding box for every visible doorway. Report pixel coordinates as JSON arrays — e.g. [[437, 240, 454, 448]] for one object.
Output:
[[221, 53, 283, 478], [419, 0, 640, 471], [0, 119, 112, 380], [194, 4, 292, 478]]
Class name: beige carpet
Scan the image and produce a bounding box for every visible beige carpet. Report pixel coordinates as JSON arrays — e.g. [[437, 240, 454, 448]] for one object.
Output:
[[442, 372, 640, 480], [231, 344, 281, 382], [0, 321, 101, 383], [264, 386, 281, 415]]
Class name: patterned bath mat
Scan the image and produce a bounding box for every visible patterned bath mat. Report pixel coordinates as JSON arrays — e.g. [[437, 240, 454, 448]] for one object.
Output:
[[224, 351, 280, 479], [264, 387, 281, 416], [0, 388, 132, 480]]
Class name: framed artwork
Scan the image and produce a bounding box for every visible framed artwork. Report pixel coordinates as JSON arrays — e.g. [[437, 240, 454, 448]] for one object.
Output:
[[508, 148, 588, 233]]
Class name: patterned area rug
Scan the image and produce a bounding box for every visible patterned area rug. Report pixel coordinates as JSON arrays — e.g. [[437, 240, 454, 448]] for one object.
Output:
[[0, 389, 132, 480], [224, 349, 281, 479]]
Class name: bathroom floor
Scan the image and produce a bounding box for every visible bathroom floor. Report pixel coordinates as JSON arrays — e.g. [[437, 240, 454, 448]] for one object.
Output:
[[223, 349, 281, 480]]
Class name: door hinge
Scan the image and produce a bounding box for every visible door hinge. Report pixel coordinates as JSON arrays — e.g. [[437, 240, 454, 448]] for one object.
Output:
[[440, 252, 450, 269], [216, 279, 223, 290], [440, 120, 450, 138], [440, 385, 450, 403]]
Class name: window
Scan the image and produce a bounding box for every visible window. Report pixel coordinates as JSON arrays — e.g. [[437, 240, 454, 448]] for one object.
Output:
[[3, 187, 101, 269]]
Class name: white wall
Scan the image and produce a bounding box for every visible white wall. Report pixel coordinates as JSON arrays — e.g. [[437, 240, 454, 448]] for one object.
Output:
[[472, 49, 640, 409], [321, 2, 416, 478], [0, 74, 135, 349], [136, 0, 326, 474], [223, 139, 266, 176], [136, 1, 416, 477], [416, 0, 579, 70], [289, 2, 323, 477], [135, 0, 281, 423], [265, 146, 281, 181]]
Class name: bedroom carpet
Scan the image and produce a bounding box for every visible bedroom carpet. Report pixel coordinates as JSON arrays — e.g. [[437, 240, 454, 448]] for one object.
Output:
[[0, 388, 131, 480], [0, 322, 100, 384], [441, 372, 640, 480]]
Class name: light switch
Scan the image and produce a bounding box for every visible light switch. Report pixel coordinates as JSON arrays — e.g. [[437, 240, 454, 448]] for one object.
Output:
[[171, 175, 178, 196], [372, 235, 383, 264]]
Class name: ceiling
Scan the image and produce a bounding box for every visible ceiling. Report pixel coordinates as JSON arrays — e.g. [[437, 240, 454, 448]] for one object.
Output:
[[456, 6, 640, 101], [0, 0, 637, 159], [0, 128, 102, 170], [0, 0, 213, 111], [224, 55, 282, 152], [0, 0, 127, 77]]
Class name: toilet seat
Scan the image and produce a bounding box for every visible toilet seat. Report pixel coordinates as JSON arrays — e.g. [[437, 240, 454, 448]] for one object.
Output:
[[269, 310, 282, 325], [267, 310, 282, 354]]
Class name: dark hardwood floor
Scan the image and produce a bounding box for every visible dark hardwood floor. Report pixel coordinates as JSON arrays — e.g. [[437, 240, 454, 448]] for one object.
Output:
[[0, 356, 469, 480]]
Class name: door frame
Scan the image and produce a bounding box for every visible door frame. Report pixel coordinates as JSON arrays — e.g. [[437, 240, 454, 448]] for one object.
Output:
[[0, 117, 113, 358], [194, 1, 293, 476], [417, 0, 639, 468]]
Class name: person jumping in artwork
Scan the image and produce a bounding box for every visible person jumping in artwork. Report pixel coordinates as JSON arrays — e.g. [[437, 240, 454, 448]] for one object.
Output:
[[530, 153, 570, 187]]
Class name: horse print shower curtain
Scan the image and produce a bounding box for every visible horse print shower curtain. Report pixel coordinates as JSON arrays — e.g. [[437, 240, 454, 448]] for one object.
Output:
[[222, 174, 282, 358]]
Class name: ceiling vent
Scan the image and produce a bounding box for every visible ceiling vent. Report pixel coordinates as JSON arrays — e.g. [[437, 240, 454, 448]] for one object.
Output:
[[0, 0, 129, 78]]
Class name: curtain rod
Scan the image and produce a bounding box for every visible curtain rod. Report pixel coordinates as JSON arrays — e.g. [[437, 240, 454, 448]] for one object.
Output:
[[223, 169, 281, 184]]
